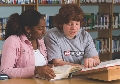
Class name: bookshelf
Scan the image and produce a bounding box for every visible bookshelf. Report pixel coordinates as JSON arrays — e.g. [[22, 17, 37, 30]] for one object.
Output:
[[80, 2, 113, 61], [0, 0, 120, 62], [80, 0, 120, 61], [80, 2, 113, 62]]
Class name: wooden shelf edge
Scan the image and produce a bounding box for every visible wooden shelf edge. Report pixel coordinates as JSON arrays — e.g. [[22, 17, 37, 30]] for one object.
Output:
[[112, 28, 120, 30], [80, 3, 112, 6], [38, 4, 62, 6], [86, 29, 111, 32], [112, 51, 120, 54], [0, 38, 3, 40], [114, 3, 120, 5], [99, 52, 110, 55]]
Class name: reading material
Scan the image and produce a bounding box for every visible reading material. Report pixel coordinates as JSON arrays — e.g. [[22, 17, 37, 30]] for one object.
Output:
[[81, 59, 120, 72], [35, 65, 82, 81], [36, 59, 120, 81], [51, 65, 81, 80], [79, 59, 120, 81]]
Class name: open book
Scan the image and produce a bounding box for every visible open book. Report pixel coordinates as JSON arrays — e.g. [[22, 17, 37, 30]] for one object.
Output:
[[79, 59, 120, 81], [81, 59, 120, 72], [35, 59, 120, 80], [51, 65, 81, 80], [35, 65, 81, 81]]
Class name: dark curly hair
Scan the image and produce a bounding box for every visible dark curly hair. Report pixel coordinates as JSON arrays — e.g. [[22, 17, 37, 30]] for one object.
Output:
[[4, 9, 44, 40], [54, 4, 84, 30]]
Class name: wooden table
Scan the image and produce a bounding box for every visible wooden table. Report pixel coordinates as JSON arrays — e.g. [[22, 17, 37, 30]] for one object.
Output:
[[0, 76, 120, 84]]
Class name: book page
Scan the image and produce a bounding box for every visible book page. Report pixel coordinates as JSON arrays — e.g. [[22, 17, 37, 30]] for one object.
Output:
[[52, 65, 81, 74], [51, 65, 81, 80], [81, 59, 120, 71], [35, 65, 81, 81], [52, 65, 72, 74]]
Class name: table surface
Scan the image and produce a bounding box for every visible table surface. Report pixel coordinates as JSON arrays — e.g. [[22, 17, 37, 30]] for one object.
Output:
[[0, 76, 120, 84]]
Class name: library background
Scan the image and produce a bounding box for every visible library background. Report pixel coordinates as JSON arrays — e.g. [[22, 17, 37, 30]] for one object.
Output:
[[0, 0, 120, 62]]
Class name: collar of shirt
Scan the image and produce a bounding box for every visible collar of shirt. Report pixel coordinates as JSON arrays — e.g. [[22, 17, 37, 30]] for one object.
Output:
[[20, 34, 44, 46]]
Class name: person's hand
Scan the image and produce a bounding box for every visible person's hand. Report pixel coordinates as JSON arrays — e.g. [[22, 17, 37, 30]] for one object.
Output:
[[35, 65, 56, 80], [84, 58, 96, 68]]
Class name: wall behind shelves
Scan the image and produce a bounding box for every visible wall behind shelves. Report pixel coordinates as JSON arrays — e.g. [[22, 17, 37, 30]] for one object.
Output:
[[0, 41, 4, 50], [38, 6, 60, 16], [112, 30, 120, 36], [113, 5, 120, 36], [114, 6, 120, 13], [81, 6, 98, 13], [0, 6, 21, 17]]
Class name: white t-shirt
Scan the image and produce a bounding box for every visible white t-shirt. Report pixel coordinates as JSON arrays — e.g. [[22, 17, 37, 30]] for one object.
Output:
[[34, 49, 46, 66]]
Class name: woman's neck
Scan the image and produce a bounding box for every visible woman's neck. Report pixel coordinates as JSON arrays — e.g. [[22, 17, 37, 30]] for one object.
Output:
[[31, 39, 38, 50]]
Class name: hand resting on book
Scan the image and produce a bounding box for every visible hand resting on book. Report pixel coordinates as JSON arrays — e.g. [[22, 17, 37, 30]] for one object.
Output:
[[81, 59, 120, 71], [35, 65, 82, 81]]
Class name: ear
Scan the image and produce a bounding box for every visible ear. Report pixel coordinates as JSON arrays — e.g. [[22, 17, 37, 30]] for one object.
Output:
[[24, 26, 31, 33]]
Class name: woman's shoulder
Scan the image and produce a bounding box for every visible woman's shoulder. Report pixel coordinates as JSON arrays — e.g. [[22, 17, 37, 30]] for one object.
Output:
[[4, 35, 20, 45], [2, 35, 21, 49], [5, 35, 20, 41]]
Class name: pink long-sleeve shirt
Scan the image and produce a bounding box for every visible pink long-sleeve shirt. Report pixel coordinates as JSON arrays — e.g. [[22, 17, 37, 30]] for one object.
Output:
[[0, 35, 47, 78]]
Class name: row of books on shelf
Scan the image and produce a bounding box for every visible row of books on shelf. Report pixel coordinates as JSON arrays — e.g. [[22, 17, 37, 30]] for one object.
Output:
[[0, 30, 5, 39], [0, 0, 35, 4], [39, 0, 78, 4], [81, 12, 120, 30], [0, 17, 8, 29], [0, 0, 78, 4], [38, 0, 78, 4], [94, 35, 120, 55], [63, 0, 78, 4], [112, 35, 120, 53], [38, 0, 62, 4], [44, 13, 120, 31], [0, 17, 8, 39], [113, 13, 120, 29], [114, 0, 120, 3], [81, 13, 110, 30], [40, 12, 119, 31], [43, 14, 54, 29], [81, 0, 113, 3], [93, 38, 110, 54]]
